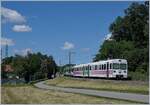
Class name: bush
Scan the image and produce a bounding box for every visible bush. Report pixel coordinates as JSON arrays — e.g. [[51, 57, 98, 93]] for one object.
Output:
[[34, 72, 46, 80], [128, 71, 148, 81]]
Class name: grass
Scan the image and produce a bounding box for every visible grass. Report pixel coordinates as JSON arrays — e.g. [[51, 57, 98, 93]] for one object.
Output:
[[29, 78, 48, 84], [128, 71, 149, 81], [1, 86, 140, 104], [45, 77, 149, 94]]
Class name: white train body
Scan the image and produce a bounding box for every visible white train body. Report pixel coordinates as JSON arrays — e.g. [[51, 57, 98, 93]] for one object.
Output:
[[64, 59, 128, 79]]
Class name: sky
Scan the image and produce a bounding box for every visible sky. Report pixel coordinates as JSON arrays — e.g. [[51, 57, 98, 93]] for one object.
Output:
[[1, 1, 141, 65]]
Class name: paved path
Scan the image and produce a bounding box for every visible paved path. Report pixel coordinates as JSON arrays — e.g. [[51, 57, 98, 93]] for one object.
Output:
[[34, 81, 149, 103]]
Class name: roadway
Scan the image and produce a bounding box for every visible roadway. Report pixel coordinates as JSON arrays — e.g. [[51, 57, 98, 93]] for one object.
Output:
[[34, 81, 149, 103]]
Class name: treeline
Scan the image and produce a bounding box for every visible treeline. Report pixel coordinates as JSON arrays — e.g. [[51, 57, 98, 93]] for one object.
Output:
[[1, 52, 57, 83], [94, 2, 149, 80]]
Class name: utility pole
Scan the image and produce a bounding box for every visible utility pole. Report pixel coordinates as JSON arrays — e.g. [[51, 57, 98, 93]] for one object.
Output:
[[5, 44, 8, 58], [68, 51, 75, 74], [59, 59, 62, 76], [1, 47, 2, 60], [68, 51, 75, 65]]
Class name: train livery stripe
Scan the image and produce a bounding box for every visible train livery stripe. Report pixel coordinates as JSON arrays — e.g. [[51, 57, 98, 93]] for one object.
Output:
[[91, 70, 113, 75], [73, 70, 113, 76]]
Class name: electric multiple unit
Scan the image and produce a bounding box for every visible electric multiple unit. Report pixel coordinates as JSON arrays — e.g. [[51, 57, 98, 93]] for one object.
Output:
[[64, 59, 128, 79]]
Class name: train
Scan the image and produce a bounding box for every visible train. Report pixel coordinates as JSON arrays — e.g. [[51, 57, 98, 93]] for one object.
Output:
[[64, 59, 128, 79]]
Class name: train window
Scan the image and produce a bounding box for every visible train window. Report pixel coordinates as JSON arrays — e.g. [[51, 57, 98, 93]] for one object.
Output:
[[99, 65, 101, 70], [102, 65, 103, 70], [110, 63, 112, 69], [104, 64, 106, 70], [107, 63, 109, 69], [113, 63, 119, 69], [120, 63, 126, 70]]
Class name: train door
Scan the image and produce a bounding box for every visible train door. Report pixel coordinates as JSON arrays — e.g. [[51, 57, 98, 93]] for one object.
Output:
[[84, 66, 89, 77], [106, 62, 109, 78], [88, 65, 90, 77]]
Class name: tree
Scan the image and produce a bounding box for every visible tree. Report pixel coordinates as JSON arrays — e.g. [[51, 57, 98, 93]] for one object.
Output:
[[94, 2, 149, 80], [109, 2, 149, 48], [1, 52, 58, 82]]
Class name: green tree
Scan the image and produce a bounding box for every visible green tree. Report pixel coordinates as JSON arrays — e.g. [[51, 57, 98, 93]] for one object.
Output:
[[94, 1, 149, 80], [1, 52, 57, 82]]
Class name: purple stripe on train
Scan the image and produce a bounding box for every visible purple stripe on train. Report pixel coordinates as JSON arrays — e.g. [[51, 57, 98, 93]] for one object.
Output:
[[73, 70, 113, 75], [73, 71, 82, 75], [92, 70, 113, 74]]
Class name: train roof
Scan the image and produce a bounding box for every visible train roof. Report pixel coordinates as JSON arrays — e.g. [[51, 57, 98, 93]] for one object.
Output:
[[73, 59, 127, 68]]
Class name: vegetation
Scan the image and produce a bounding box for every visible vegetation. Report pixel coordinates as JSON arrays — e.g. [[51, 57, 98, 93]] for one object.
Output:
[[1, 85, 140, 104], [45, 77, 149, 94], [58, 64, 75, 75], [93, 1, 149, 81], [1, 52, 57, 83]]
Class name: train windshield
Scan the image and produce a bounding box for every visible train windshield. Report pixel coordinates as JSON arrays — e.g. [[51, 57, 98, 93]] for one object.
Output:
[[113, 63, 119, 69], [113, 63, 127, 70], [120, 63, 127, 70]]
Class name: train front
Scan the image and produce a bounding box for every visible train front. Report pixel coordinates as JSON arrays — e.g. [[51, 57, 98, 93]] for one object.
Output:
[[110, 59, 128, 79]]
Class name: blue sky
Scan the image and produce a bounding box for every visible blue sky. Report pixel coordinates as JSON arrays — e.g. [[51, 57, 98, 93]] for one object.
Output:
[[1, 1, 140, 65]]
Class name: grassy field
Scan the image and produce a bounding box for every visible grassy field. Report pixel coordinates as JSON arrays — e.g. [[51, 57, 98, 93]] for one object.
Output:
[[1, 85, 140, 104], [45, 77, 149, 94]]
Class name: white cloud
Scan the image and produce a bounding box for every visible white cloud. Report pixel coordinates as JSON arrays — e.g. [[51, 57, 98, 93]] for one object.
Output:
[[62, 41, 74, 50], [22, 48, 32, 56], [14, 48, 32, 56], [12, 25, 32, 32], [1, 7, 26, 23], [105, 33, 112, 40], [1, 37, 14, 46]]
